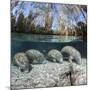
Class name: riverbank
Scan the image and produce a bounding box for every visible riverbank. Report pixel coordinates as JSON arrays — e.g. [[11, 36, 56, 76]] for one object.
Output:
[[11, 31, 84, 36]]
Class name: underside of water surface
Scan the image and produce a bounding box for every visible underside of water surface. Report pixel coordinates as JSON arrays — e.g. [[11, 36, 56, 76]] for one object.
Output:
[[11, 33, 87, 59]]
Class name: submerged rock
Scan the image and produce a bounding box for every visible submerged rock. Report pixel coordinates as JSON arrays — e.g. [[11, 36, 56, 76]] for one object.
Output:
[[47, 49, 63, 63], [11, 58, 87, 89], [13, 52, 32, 73], [61, 46, 81, 65], [25, 49, 46, 64]]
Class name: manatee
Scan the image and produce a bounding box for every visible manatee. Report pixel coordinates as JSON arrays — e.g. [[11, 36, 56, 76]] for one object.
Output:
[[61, 46, 81, 65], [25, 49, 46, 64], [47, 49, 63, 63], [13, 52, 32, 73]]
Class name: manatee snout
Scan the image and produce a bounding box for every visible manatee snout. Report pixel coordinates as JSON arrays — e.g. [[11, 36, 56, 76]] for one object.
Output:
[[75, 56, 82, 65], [58, 58, 63, 64]]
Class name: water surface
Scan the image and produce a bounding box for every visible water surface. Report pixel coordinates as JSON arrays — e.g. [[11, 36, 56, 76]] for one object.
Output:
[[11, 33, 82, 42], [11, 33, 86, 59]]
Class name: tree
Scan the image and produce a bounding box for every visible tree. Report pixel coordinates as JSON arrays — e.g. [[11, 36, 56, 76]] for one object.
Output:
[[32, 3, 54, 31], [16, 12, 25, 32], [25, 11, 39, 32], [11, 14, 16, 32], [77, 21, 87, 40], [44, 4, 53, 31], [57, 4, 87, 36]]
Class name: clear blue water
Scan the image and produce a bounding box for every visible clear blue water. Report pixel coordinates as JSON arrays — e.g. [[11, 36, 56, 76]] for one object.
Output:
[[11, 33, 87, 59], [11, 33, 82, 42]]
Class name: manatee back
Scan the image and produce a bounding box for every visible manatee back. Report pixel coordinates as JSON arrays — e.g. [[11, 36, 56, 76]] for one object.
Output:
[[61, 46, 81, 64], [25, 49, 46, 64], [47, 49, 63, 63]]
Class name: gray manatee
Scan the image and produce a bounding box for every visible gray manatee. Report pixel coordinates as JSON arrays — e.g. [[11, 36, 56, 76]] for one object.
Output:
[[13, 52, 32, 73], [25, 49, 46, 64], [61, 46, 81, 65], [47, 49, 63, 63]]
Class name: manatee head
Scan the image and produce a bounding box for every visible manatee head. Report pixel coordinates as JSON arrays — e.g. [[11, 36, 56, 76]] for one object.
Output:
[[75, 55, 82, 65], [58, 58, 63, 64], [51, 59, 57, 62], [20, 64, 32, 73], [57, 57, 63, 64]]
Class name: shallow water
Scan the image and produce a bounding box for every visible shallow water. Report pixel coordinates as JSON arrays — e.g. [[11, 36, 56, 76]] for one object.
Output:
[[11, 33, 87, 59]]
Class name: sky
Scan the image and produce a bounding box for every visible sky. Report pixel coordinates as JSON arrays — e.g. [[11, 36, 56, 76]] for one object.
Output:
[[12, 1, 87, 31]]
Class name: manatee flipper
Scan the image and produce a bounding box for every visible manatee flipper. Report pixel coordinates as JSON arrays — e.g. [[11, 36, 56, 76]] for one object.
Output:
[[69, 56, 74, 72]]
